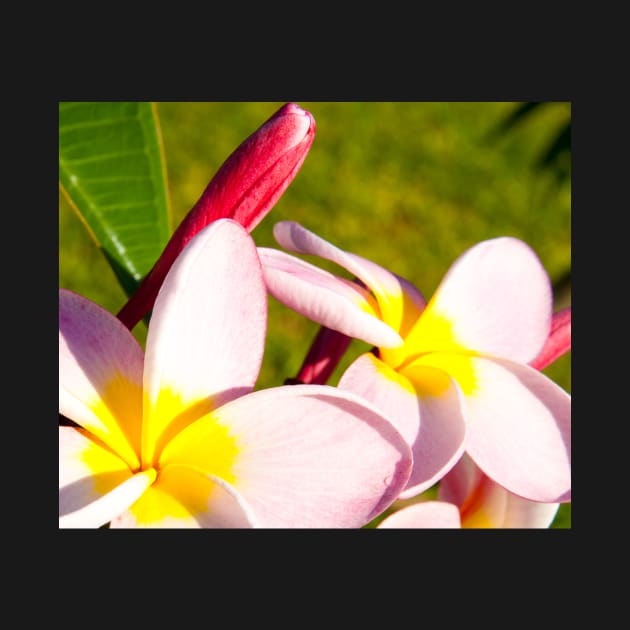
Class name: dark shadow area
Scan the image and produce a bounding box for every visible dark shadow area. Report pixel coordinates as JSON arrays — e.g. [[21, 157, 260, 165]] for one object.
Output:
[[59, 413, 79, 427]]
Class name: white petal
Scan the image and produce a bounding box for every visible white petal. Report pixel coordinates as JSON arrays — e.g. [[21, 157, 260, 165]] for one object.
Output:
[[403, 237, 552, 364], [160, 384, 412, 528], [142, 219, 267, 462]]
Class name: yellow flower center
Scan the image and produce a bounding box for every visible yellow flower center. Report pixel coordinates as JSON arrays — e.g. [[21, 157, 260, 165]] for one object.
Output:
[[378, 297, 478, 396]]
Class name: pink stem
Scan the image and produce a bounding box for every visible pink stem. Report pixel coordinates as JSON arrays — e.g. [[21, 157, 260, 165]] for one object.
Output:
[[292, 326, 353, 385]]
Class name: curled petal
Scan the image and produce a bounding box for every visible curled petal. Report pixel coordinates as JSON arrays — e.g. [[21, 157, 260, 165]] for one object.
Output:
[[339, 353, 467, 499], [117, 103, 316, 330], [142, 219, 267, 464], [160, 384, 413, 528], [272, 221, 426, 337], [259, 247, 403, 348], [378, 502, 461, 528]]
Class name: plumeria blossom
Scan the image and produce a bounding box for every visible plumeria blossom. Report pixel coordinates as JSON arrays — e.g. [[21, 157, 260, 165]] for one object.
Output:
[[59, 219, 412, 528], [378, 454, 559, 528], [258, 221, 571, 504], [117, 103, 316, 331]]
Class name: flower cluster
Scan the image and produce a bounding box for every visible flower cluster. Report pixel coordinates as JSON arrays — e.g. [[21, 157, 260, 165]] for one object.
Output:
[[59, 103, 571, 529]]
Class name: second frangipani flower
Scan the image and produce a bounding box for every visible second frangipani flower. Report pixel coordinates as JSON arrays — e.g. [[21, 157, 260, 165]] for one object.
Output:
[[59, 219, 411, 528], [258, 221, 571, 504]]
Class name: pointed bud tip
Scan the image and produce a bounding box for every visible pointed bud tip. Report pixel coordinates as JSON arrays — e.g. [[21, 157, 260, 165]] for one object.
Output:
[[276, 102, 316, 135]]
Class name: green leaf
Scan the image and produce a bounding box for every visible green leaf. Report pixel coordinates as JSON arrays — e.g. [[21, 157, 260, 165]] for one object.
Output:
[[59, 102, 172, 297]]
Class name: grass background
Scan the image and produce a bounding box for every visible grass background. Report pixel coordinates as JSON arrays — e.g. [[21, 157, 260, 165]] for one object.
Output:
[[59, 101, 571, 528]]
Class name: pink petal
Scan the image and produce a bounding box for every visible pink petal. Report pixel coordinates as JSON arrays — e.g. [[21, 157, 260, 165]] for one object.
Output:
[[530, 307, 571, 370], [403, 237, 552, 364], [59, 426, 152, 528], [59, 289, 144, 469], [142, 219, 267, 464], [160, 384, 412, 528], [339, 353, 467, 499], [259, 247, 403, 348], [117, 103, 316, 330], [378, 502, 461, 528], [461, 356, 571, 503], [273, 221, 427, 336]]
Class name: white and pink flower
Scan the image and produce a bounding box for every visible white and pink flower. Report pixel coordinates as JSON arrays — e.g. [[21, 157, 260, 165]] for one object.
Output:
[[259, 221, 571, 504], [59, 219, 412, 528]]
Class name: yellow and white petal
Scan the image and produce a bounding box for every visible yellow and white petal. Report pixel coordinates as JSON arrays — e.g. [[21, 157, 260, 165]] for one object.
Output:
[[142, 219, 267, 464], [258, 247, 403, 348], [339, 353, 467, 500], [59, 426, 150, 528], [346, 252, 427, 338], [59, 289, 144, 469], [160, 384, 412, 528], [109, 466, 259, 528], [400, 237, 552, 365]]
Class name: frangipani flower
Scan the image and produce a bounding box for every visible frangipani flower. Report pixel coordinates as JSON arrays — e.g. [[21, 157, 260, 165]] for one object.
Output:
[[378, 454, 559, 529], [117, 102, 316, 330], [59, 219, 412, 528], [258, 221, 571, 504]]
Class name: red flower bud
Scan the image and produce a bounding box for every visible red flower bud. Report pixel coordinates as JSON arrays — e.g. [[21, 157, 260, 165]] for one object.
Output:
[[118, 102, 316, 330]]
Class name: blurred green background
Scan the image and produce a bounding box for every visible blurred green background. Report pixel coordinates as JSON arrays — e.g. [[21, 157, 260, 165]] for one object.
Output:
[[59, 101, 571, 528]]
